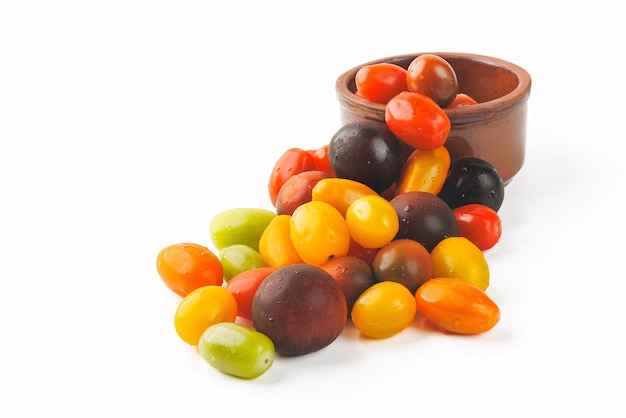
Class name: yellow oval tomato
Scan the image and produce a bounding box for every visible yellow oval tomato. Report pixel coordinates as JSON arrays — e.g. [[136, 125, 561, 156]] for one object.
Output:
[[345, 195, 399, 249], [258, 214, 303, 268], [351, 281, 417, 339], [289, 201, 350, 266], [415, 278, 500, 334], [431, 236, 490, 290], [311, 177, 378, 216], [173, 285, 238, 345], [396, 146, 450, 195]]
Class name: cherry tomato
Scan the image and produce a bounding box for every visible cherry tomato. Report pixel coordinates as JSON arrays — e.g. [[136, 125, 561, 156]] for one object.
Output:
[[438, 157, 505, 212], [173, 285, 238, 345], [311, 177, 378, 217], [320, 255, 376, 315], [355, 62, 408, 104], [258, 214, 303, 268], [289, 201, 350, 266], [385, 91, 451, 151], [446, 93, 478, 108], [431, 236, 490, 290], [396, 145, 450, 195], [371, 239, 432, 294], [406, 54, 458, 108], [452, 204, 502, 251], [308, 144, 336, 176], [156, 243, 224, 297], [268, 147, 316, 207], [209, 207, 276, 252], [351, 281, 417, 339], [219, 244, 266, 282], [345, 194, 399, 249], [226, 266, 277, 321], [415, 278, 500, 335], [275, 170, 333, 216]]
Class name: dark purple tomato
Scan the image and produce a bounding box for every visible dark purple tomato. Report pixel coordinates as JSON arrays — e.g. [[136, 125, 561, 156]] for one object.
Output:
[[390, 191, 458, 252], [251, 264, 347, 356], [329, 120, 403, 194], [321, 255, 376, 316], [438, 157, 505, 212], [371, 239, 432, 294]]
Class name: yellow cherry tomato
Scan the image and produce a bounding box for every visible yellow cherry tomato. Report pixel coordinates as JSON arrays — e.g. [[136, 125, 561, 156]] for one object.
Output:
[[311, 177, 378, 216], [289, 201, 350, 266], [173, 285, 238, 345], [351, 281, 417, 339], [431, 236, 490, 290], [345, 194, 399, 249], [396, 146, 450, 195], [258, 214, 303, 268]]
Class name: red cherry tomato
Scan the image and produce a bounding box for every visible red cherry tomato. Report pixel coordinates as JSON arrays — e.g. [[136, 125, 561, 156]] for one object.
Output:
[[355, 63, 408, 104], [226, 266, 277, 321], [268, 148, 316, 207], [452, 204, 502, 251], [307, 144, 336, 176], [446, 93, 478, 108], [385, 91, 451, 151]]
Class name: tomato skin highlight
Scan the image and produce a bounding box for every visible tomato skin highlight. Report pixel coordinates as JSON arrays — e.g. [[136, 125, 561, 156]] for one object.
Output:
[[385, 91, 451, 151], [452, 204, 502, 251], [415, 278, 500, 335]]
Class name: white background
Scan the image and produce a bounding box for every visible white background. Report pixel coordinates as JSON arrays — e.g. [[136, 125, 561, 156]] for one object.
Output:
[[1, 1, 624, 417]]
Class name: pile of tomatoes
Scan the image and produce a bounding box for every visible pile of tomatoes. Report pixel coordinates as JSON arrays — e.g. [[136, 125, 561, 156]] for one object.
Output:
[[156, 54, 507, 380]]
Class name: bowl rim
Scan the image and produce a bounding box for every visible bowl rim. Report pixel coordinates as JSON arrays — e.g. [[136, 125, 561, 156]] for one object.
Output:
[[335, 52, 532, 125]]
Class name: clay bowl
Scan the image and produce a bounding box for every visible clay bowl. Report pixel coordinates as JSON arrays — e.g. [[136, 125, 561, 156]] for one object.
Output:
[[335, 52, 532, 185]]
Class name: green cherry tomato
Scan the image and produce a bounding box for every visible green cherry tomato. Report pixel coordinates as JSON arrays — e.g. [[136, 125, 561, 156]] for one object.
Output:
[[210, 207, 276, 252], [198, 322, 275, 379], [219, 244, 266, 282]]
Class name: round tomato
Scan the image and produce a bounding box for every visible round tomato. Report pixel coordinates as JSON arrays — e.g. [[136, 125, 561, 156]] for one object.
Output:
[[452, 204, 502, 251], [406, 54, 458, 108], [345, 194, 399, 249], [355, 62, 408, 104], [385, 91, 451, 151]]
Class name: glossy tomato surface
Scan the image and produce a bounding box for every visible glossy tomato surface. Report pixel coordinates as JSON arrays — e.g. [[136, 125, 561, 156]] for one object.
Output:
[[355, 62, 408, 104], [452, 204, 502, 251], [406, 54, 458, 108]]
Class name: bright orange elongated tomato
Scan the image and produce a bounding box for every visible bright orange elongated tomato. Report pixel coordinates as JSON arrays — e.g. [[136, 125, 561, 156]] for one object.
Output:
[[311, 177, 378, 217], [396, 145, 451, 195], [258, 214, 303, 268], [415, 278, 500, 335]]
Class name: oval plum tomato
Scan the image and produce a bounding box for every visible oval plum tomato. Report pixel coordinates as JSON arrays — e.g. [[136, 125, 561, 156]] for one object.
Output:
[[406, 54, 458, 108], [345, 194, 399, 249], [396, 145, 450, 195], [452, 204, 502, 251], [268, 147, 316, 207], [415, 278, 500, 335], [156, 243, 224, 297], [275, 170, 333, 216], [431, 236, 490, 291], [258, 214, 303, 268], [385, 91, 451, 151], [226, 266, 277, 321], [355, 62, 408, 104], [311, 177, 378, 217], [446, 93, 478, 108]]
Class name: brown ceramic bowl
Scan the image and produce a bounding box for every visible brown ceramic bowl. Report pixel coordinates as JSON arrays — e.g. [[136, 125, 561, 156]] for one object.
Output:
[[335, 52, 532, 185]]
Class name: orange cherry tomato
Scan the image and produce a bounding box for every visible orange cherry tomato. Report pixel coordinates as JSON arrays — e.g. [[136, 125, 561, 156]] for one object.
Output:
[[311, 177, 378, 217], [355, 62, 408, 104], [385, 91, 451, 151], [415, 278, 500, 335], [396, 145, 451, 195], [226, 266, 277, 321], [446, 93, 478, 108], [173, 285, 238, 345], [258, 214, 303, 268], [268, 147, 316, 207], [156, 243, 224, 297]]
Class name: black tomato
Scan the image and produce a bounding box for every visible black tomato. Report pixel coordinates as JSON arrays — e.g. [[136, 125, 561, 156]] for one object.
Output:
[[329, 120, 403, 194], [390, 191, 458, 252], [438, 157, 505, 212]]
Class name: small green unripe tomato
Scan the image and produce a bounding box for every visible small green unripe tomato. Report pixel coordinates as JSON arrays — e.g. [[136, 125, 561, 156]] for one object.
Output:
[[198, 322, 275, 379]]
